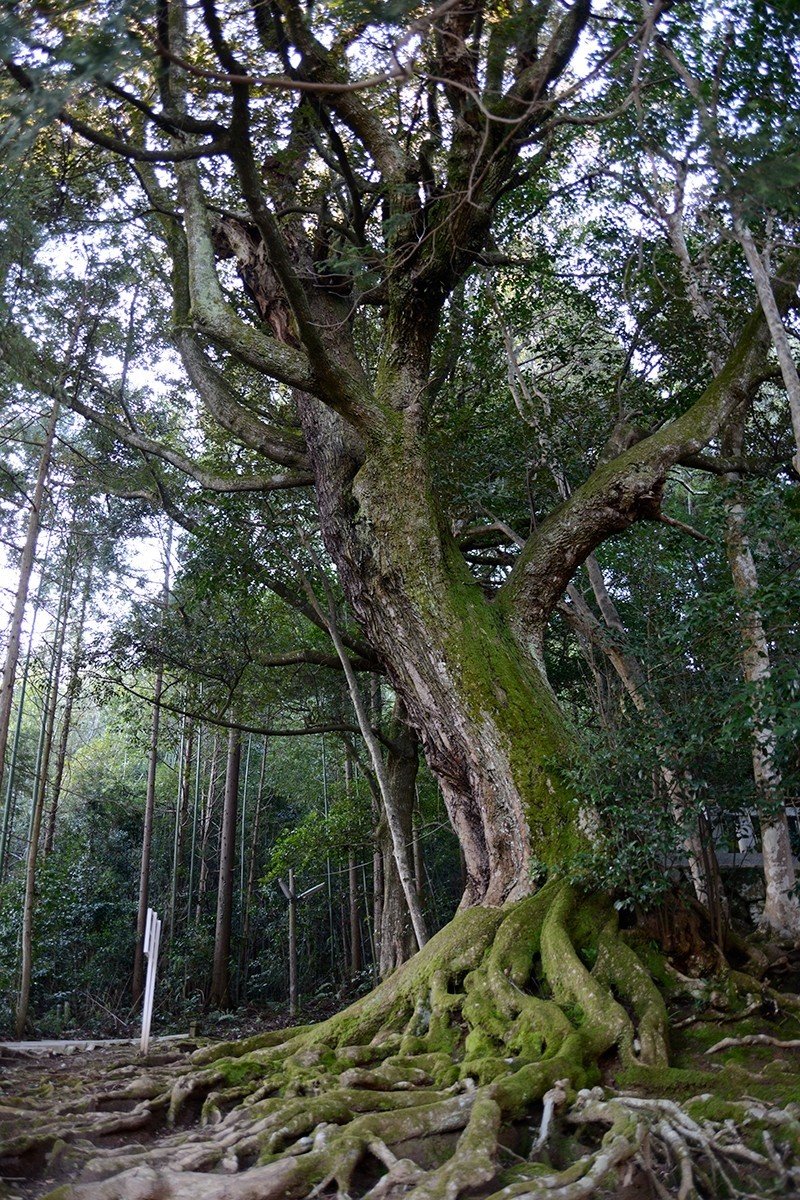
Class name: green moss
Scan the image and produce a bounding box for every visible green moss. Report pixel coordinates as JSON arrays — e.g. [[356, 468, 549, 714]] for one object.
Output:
[[212, 1056, 267, 1087], [684, 1095, 751, 1123], [459, 1056, 514, 1086], [440, 564, 583, 868], [464, 1027, 499, 1061], [488, 886, 559, 984]]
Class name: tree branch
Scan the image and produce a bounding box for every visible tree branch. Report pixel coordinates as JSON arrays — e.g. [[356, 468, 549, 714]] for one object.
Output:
[[500, 260, 800, 628]]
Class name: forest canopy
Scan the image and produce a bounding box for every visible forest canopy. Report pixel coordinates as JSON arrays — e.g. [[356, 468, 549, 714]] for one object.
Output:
[[1, 1, 800, 1198]]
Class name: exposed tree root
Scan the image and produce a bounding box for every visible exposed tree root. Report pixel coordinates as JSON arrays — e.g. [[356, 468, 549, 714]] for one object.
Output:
[[2, 881, 799, 1200]]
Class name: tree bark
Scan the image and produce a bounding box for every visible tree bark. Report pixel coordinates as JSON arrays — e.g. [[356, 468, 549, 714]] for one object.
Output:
[[33, 553, 74, 847], [210, 725, 241, 1008], [167, 716, 193, 941]]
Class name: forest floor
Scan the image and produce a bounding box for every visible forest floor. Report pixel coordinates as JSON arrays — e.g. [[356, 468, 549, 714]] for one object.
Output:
[[3, 999, 800, 1199], [0, 997, 348, 1199], [3, 903, 800, 1200]]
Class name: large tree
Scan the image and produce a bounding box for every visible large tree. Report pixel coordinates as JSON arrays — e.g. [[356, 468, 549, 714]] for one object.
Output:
[[2, 0, 800, 1195]]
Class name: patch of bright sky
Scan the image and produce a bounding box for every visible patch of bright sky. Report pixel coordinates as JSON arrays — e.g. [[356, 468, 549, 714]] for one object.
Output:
[[0, 227, 184, 658]]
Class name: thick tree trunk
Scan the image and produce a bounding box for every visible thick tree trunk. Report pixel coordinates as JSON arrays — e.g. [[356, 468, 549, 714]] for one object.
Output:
[[210, 726, 241, 1008], [302, 401, 580, 907]]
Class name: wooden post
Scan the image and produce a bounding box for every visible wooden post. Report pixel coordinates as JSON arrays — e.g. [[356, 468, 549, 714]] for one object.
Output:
[[140, 907, 162, 1055], [288, 868, 297, 1018]]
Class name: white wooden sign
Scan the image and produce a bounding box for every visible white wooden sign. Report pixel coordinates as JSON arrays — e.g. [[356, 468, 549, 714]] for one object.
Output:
[[140, 907, 162, 1055]]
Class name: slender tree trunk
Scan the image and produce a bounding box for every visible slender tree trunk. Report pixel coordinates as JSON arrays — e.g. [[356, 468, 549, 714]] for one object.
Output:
[[196, 733, 220, 925], [412, 807, 424, 906], [187, 722, 203, 919], [239, 736, 267, 996], [131, 661, 164, 1004], [372, 832, 383, 975], [44, 561, 92, 856], [375, 708, 419, 976], [311, 580, 427, 947], [0, 401, 59, 825], [344, 756, 361, 977], [34, 557, 73, 852], [132, 525, 172, 1004], [0, 600, 40, 881], [167, 716, 193, 942], [15, 579, 72, 1038], [655, 195, 781, 932], [722, 431, 800, 938], [347, 851, 361, 977], [210, 725, 241, 1008], [8, 404, 60, 1039], [563, 556, 724, 915]]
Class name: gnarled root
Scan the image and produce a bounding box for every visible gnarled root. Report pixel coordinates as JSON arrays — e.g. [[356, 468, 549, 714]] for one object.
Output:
[[1, 881, 797, 1200]]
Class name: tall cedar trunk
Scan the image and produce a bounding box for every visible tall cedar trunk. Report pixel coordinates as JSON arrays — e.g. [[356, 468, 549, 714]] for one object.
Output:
[[239, 736, 267, 995], [300, 398, 579, 906], [0, 630, 34, 880], [167, 718, 193, 941], [723, 432, 800, 938], [8, 404, 59, 1039], [15, 533, 71, 1038], [0, 402, 59, 831], [34, 556, 74, 851], [132, 527, 172, 1003], [44, 561, 92, 856], [196, 734, 220, 924], [210, 726, 241, 1008]]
